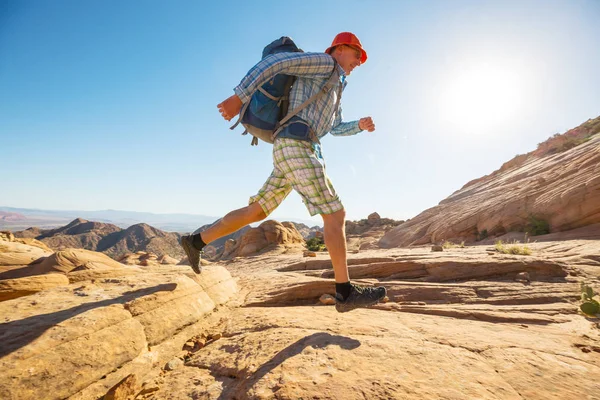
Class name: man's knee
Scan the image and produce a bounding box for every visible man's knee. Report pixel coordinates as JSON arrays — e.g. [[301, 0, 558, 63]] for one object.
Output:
[[248, 202, 267, 222], [321, 208, 346, 227]]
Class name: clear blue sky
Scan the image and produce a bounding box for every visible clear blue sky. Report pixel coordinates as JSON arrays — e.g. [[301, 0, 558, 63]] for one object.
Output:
[[2, 0, 599, 225]]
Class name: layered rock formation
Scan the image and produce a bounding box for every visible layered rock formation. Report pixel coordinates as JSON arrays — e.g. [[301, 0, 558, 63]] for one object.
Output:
[[380, 117, 600, 247], [0, 236, 238, 400], [1, 223, 599, 399], [144, 240, 599, 399]]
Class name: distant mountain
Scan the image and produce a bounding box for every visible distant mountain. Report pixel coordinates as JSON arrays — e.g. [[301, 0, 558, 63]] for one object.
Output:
[[288, 222, 323, 239], [0, 206, 322, 232], [14, 218, 185, 259]]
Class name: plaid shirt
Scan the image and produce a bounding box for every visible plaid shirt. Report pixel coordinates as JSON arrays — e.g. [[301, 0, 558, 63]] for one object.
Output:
[[234, 52, 362, 141]]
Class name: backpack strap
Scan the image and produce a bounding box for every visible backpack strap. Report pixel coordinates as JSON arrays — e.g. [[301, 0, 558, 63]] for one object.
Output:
[[229, 98, 253, 131], [271, 60, 340, 141]]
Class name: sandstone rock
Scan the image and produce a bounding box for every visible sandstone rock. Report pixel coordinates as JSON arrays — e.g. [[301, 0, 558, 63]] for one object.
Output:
[[346, 213, 403, 237], [0, 266, 237, 400], [319, 294, 336, 305], [184, 341, 195, 349], [13, 237, 53, 252], [222, 239, 237, 258], [431, 245, 444, 252], [165, 303, 600, 400], [231, 220, 305, 258], [368, 212, 381, 223], [0, 230, 15, 242], [30, 248, 127, 275], [0, 273, 70, 301], [0, 240, 51, 267], [4, 233, 599, 400], [515, 271, 531, 283], [380, 127, 600, 248], [303, 251, 317, 257], [137, 383, 160, 396], [103, 374, 138, 400], [159, 255, 179, 265], [164, 358, 184, 371]]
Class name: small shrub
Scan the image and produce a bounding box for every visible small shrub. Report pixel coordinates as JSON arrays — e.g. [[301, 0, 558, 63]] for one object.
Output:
[[442, 240, 465, 249], [306, 237, 327, 252], [580, 283, 600, 316], [526, 215, 550, 236], [495, 240, 532, 256]]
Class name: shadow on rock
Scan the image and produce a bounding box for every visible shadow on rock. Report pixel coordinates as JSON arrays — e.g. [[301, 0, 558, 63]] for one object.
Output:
[[218, 332, 360, 399], [0, 283, 177, 358]]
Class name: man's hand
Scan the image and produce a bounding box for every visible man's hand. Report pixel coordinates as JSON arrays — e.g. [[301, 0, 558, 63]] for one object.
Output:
[[359, 117, 375, 132], [217, 94, 243, 121]]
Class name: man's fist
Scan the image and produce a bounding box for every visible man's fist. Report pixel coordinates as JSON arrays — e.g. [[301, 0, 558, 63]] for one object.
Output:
[[359, 117, 375, 132], [217, 94, 243, 121]]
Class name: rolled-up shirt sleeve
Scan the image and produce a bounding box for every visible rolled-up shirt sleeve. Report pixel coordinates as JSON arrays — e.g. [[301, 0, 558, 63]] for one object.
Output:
[[233, 52, 335, 104], [329, 104, 362, 136]]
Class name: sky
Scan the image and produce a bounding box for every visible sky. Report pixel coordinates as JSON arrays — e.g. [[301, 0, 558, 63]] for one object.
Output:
[[1, 0, 599, 226]]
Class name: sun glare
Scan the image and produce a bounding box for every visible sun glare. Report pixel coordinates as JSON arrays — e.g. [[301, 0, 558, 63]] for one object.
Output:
[[438, 62, 525, 135]]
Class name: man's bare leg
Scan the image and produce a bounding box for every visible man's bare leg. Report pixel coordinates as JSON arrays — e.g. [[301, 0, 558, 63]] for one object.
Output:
[[201, 202, 267, 244], [180, 202, 266, 273], [321, 208, 387, 312], [321, 209, 350, 283]]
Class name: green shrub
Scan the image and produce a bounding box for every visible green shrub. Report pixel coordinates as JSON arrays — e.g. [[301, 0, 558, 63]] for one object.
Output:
[[442, 240, 465, 249], [306, 237, 327, 252], [495, 240, 532, 255], [526, 215, 550, 236], [580, 283, 600, 316]]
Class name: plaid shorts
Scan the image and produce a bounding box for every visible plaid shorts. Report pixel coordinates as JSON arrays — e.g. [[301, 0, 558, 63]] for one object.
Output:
[[249, 138, 344, 216]]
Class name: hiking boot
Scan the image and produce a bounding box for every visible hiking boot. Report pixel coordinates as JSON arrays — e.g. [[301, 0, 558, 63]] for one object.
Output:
[[180, 235, 202, 274], [335, 284, 387, 313]]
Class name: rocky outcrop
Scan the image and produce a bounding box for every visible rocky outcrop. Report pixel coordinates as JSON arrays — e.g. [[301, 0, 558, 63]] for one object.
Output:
[[2, 228, 599, 399], [119, 252, 180, 266], [345, 212, 404, 251], [0, 240, 238, 400], [221, 220, 306, 258], [346, 212, 403, 236], [149, 239, 600, 399], [380, 118, 600, 248], [0, 273, 70, 301], [0, 237, 51, 268]]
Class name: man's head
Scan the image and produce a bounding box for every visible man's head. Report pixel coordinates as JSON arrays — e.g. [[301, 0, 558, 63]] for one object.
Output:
[[325, 32, 368, 76]]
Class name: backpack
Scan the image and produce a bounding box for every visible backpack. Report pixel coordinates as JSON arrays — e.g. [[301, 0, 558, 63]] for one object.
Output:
[[230, 36, 340, 146]]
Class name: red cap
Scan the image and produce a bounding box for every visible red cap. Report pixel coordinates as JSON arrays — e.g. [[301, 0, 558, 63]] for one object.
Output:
[[325, 32, 368, 64]]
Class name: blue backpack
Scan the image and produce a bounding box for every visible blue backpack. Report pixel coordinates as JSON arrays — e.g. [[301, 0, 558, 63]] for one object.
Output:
[[230, 36, 340, 146]]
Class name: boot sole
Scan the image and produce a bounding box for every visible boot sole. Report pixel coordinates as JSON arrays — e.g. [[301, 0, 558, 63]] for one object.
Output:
[[335, 288, 387, 313]]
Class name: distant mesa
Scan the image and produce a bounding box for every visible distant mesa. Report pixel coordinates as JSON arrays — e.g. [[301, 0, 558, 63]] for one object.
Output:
[[0, 211, 26, 222]]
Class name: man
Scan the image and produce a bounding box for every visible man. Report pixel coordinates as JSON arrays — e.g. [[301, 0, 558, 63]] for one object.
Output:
[[181, 32, 386, 313]]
